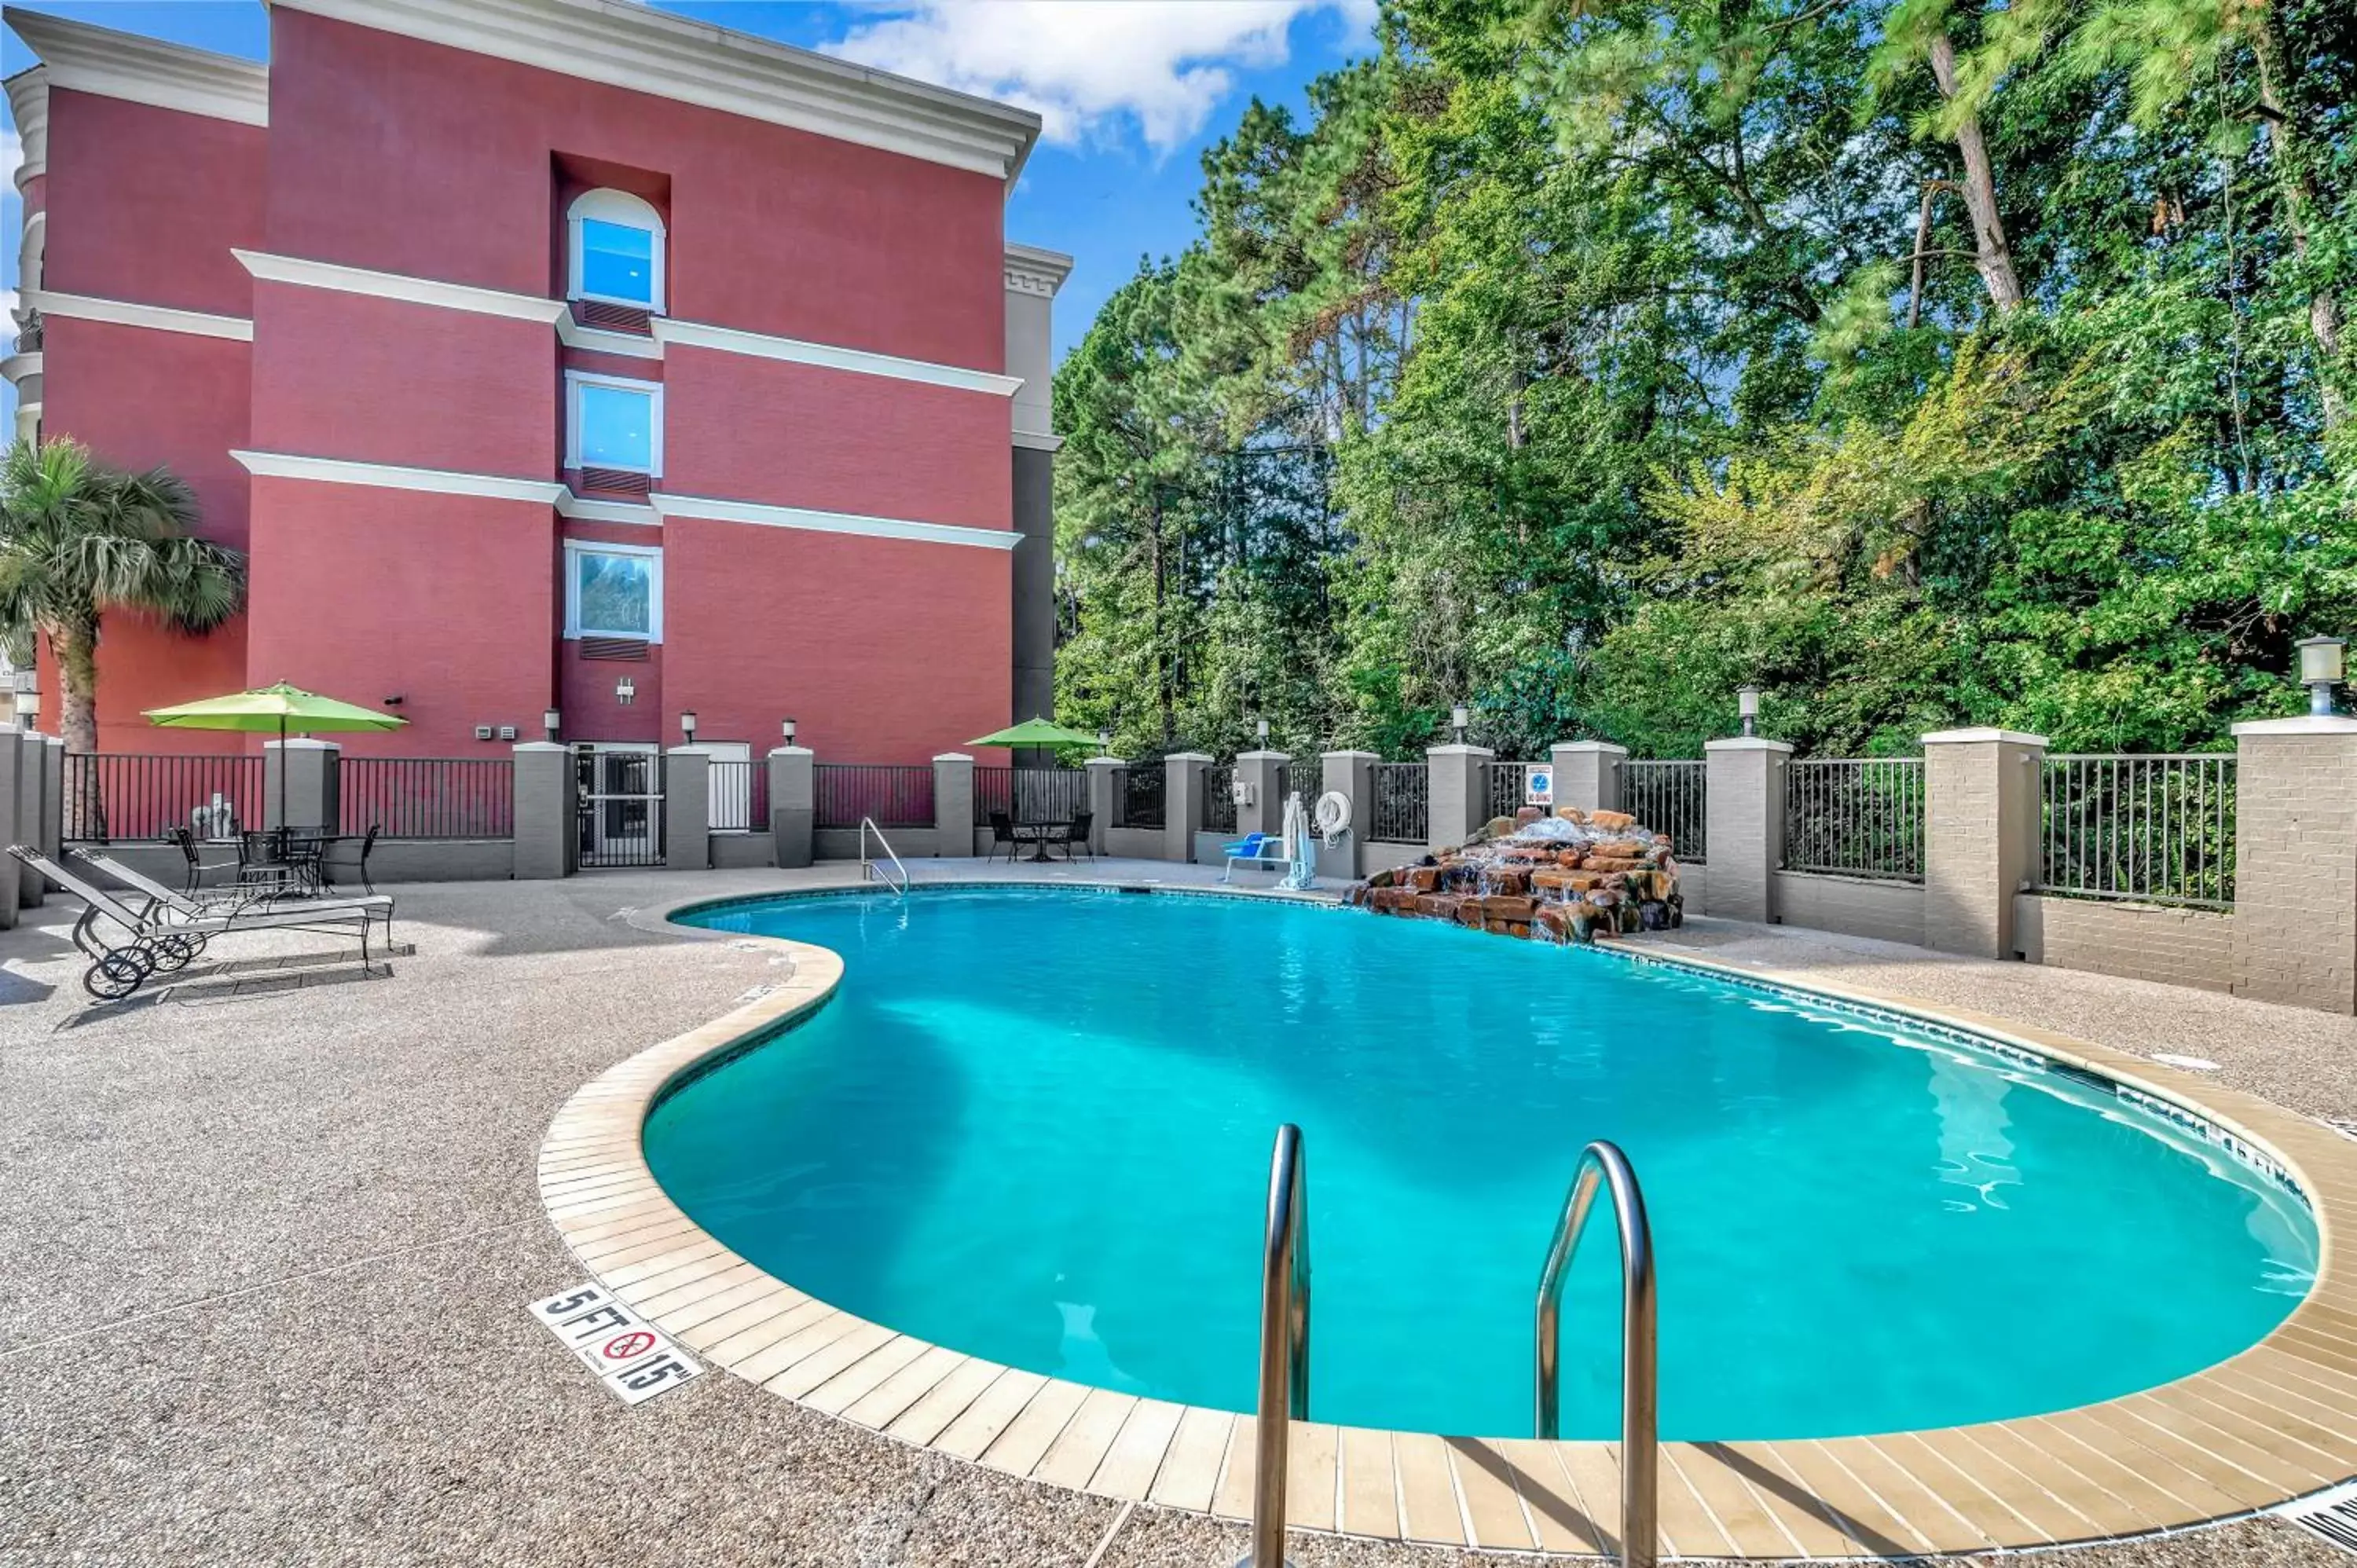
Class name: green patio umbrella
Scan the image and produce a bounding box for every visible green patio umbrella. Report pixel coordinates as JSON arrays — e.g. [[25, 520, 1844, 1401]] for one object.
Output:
[[967, 716, 1102, 749], [144, 681, 407, 832]]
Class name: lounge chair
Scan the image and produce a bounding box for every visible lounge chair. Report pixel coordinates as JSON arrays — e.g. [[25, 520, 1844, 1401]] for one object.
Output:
[[1221, 832, 1292, 883], [71, 846, 393, 934], [11, 844, 391, 1002]]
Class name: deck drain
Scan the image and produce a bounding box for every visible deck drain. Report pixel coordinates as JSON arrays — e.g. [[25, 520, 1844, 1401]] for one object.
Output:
[[2278, 1478, 2357, 1553]]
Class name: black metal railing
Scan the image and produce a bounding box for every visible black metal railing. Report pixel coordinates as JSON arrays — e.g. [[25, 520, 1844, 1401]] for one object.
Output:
[[1369, 761, 1428, 844], [973, 765, 1088, 825], [1623, 760, 1707, 864], [339, 757, 514, 839], [1487, 761, 1531, 822], [2039, 753, 2235, 908], [1204, 764, 1239, 833], [706, 759, 767, 833], [814, 764, 933, 829], [62, 752, 266, 843], [1116, 765, 1165, 829], [1783, 758, 1924, 881]]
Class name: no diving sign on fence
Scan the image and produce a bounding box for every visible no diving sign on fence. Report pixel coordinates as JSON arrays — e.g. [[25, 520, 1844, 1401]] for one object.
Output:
[[530, 1283, 704, 1406]]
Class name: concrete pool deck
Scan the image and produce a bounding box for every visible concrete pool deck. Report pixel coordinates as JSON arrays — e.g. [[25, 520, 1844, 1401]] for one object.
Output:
[[2, 859, 2352, 1566]]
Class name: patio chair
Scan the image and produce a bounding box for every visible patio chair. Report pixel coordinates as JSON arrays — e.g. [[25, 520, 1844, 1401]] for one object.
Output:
[[166, 826, 240, 896], [11, 844, 390, 1002], [986, 811, 1021, 865], [320, 824, 381, 896], [1047, 811, 1094, 864], [1220, 832, 1292, 883]]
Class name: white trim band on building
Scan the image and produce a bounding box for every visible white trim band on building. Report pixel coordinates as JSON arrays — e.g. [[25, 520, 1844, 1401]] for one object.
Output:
[[651, 317, 1021, 396], [23, 290, 254, 343], [5, 12, 269, 126], [234, 250, 566, 324], [649, 492, 1020, 551], [227, 451, 1021, 551]]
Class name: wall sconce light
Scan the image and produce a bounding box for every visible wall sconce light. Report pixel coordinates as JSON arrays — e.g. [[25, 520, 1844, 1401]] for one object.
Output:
[[615, 676, 636, 705], [1451, 703, 1470, 745], [542, 707, 560, 740], [781, 717, 797, 746], [1738, 684, 1761, 738], [16, 687, 38, 722], [2298, 636, 2347, 717], [680, 709, 698, 742]]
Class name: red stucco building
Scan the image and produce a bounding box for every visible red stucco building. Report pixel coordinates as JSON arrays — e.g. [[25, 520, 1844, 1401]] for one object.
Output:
[[3, 0, 1069, 774]]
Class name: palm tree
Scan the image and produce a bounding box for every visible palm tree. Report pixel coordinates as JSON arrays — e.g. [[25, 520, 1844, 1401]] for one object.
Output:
[[0, 436, 245, 759]]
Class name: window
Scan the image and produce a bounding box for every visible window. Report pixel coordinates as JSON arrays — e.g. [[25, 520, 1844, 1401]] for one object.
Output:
[[566, 189, 665, 313], [565, 372, 663, 475], [565, 542, 662, 641]]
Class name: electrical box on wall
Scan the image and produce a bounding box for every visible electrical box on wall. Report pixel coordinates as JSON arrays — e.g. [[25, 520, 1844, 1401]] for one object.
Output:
[[474, 724, 494, 741], [497, 725, 517, 742], [1232, 779, 1255, 807]]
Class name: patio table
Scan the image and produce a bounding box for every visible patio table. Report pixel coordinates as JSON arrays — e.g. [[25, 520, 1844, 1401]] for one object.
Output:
[[1014, 819, 1069, 863]]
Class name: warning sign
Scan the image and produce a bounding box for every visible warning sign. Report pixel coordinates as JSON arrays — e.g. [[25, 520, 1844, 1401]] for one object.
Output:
[[527, 1283, 704, 1405], [1526, 766, 1555, 805]]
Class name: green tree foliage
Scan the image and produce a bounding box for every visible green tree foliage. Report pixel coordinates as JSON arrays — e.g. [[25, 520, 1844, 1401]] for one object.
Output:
[[0, 437, 245, 754], [1053, 0, 2357, 760]]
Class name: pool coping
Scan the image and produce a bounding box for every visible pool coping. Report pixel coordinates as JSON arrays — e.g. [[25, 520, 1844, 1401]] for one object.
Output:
[[541, 874, 2357, 1559]]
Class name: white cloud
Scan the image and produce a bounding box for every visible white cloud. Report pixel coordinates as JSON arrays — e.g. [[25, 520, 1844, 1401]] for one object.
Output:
[[0, 129, 18, 192], [825, 1, 1372, 153]]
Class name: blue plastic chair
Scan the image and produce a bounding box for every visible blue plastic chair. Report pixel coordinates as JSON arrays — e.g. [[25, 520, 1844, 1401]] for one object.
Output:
[[1221, 833, 1288, 883]]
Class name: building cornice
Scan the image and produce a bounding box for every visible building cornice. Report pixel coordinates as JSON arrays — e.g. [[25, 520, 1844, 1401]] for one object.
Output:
[[650, 492, 1021, 551], [651, 317, 1021, 396], [1005, 243, 1073, 299], [1, 352, 42, 387], [5, 67, 49, 190], [5, 12, 267, 127], [235, 249, 565, 324], [1012, 430, 1065, 454], [269, 0, 1039, 182], [233, 450, 566, 503], [229, 449, 1021, 551], [24, 290, 253, 342]]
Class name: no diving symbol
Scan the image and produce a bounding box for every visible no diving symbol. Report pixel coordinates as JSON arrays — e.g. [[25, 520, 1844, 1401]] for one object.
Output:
[[601, 1330, 656, 1364]]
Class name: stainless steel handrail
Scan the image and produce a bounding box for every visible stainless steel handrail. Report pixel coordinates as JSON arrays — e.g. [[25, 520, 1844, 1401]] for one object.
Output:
[[1242, 1123, 1310, 1568], [859, 817, 909, 896], [1535, 1140, 1657, 1568]]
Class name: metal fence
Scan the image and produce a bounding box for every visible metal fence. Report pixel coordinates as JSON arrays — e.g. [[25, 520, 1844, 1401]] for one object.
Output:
[[1487, 762, 1532, 822], [814, 764, 933, 829], [973, 766, 1090, 826], [1783, 757, 1925, 881], [339, 757, 514, 839], [1116, 765, 1164, 830], [706, 760, 767, 833], [2039, 753, 2237, 908], [1276, 760, 1309, 807], [62, 753, 266, 842], [1624, 760, 1707, 864], [1203, 764, 1238, 833], [1369, 761, 1428, 844]]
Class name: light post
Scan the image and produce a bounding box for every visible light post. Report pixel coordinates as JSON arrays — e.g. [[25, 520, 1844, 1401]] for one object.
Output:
[[680, 709, 698, 744], [781, 717, 797, 746], [2297, 636, 2347, 718], [1451, 704, 1469, 746], [1256, 716, 1270, 746], [542, 706, 560, 741], [1738, 685, 1760, 738]]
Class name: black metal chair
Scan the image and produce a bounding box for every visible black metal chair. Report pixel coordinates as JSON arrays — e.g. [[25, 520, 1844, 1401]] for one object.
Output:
[[1048, 810, 1094, 863], [986, 811, 1021, 864], [167, 826, 240, 896], [321, 824, 381, 896]]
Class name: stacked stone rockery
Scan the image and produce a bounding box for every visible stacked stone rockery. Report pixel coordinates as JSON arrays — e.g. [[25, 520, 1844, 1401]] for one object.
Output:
[[1344, 807, 1683, 943]]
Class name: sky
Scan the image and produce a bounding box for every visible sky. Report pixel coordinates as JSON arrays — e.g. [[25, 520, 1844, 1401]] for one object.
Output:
[[0, 0, 1380, 389]]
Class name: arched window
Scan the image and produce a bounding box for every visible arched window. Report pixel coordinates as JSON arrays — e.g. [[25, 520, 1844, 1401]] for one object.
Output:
[[566, 189, 665, 313]]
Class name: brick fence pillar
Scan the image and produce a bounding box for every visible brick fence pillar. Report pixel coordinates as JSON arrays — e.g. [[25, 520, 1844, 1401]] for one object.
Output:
[[768, 746, 814, 869], [511, 742, 574, 880], [41, 735, 62, 869], [1084, 756, 1122, 856], [0, 728, 21, 929], [263, 739, 339, 833], [2231, 714, 2357, 1013], [1321, 751, 1376, 879], [1550, 741, 1626, 815], [16, 731, 43, 907], [1922, 727, 2046, 958], [933, 753, 973, 859], [1427, 743, 1493, 852], [1236, 750, 1286, 838], [1164, 752, 1211, 863], [664, 746, 710, 870], [1703, 737, 1791, 923]]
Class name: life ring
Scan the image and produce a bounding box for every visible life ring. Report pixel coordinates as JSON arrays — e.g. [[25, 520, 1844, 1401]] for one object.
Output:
[[1313, 791, 1353, 844]]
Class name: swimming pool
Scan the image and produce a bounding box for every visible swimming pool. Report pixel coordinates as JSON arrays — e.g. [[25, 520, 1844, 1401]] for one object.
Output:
[[650, 887, 2316, 1442]]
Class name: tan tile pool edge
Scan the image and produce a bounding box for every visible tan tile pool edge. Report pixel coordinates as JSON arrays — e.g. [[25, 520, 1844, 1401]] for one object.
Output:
[[540, 881, 2356, 1559]]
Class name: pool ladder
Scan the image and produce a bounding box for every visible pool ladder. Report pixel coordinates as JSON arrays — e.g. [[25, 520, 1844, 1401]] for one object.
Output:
[[859, 818, 909, 897], [1241, 1130, 1657, 1568]]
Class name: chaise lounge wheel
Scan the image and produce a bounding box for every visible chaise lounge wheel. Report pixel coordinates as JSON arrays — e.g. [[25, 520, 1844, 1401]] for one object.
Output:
[[83, 951, 146, 1001], [149, 933, 200, 972]]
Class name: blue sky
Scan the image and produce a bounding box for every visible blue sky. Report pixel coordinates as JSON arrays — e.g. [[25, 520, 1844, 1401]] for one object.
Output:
[[1, 0, 1378, 378]]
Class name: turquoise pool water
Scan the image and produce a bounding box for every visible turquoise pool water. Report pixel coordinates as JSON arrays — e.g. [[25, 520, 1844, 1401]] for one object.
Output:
[[651, 887, 2316, 1441]]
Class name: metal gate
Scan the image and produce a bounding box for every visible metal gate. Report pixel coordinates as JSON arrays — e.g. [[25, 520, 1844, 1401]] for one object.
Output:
[[575, 746, 665, 867]]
